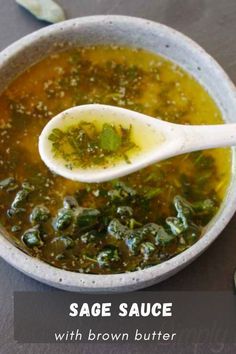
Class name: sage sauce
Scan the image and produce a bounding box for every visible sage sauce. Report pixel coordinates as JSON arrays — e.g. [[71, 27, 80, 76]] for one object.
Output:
[[0, 46, 230, 274]]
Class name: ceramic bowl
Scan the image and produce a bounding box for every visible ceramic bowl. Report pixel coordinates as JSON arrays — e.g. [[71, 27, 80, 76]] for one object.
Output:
[[0, 15, 236, 292]]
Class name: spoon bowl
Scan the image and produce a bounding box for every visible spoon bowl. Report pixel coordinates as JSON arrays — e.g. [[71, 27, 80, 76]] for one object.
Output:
[[39, 104, 236, 183]]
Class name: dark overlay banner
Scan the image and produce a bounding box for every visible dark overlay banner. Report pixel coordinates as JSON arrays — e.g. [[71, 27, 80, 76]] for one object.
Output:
[[14, 291, 236, 344]]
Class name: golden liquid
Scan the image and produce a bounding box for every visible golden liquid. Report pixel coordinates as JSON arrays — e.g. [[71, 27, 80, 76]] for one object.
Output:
[[46, 111, 165, 171]]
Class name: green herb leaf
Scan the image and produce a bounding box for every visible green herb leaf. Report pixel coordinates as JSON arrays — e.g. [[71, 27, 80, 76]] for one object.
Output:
[[48, 128, 64, 142], [97, 245, 120, 267], [30, 205, 51, 224], [53, 208, 74, 230], [140, 242, 155, 260], [166, 217, 186, 235], [74, 208, 100, 229], [99, 123, 121, 152], [22, 228, 43, 248]]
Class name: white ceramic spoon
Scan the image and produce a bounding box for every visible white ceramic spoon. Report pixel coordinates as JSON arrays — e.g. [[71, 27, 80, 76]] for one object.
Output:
[[39, 104, 236, 183]]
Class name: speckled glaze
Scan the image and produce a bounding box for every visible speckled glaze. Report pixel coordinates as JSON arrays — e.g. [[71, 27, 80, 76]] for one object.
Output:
[[0, 16, 236, 292]]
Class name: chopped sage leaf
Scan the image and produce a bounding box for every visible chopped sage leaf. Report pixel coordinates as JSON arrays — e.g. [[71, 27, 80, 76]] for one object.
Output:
[[99, 123, 121, 152], [140, 242, 155, 260], [22, 228, 43, 248], [125, 230, 143, 254], [8, 183, 34, 216], [30, 205, 51, 223], [74, 208, 100, 229], [166, 217, 186, 236], [108, 219, 129, 240], [97, 245, 120, 267], [53, 209, 74, 230]]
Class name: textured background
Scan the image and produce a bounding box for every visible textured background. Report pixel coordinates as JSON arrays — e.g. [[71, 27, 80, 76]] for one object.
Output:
[[0, 0, 236, 353]]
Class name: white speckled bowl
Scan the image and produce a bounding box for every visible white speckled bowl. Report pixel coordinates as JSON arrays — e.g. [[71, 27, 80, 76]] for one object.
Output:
[[0, 16, 236, 292]]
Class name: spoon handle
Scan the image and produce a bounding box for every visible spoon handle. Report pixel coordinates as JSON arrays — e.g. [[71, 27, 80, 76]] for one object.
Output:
[[178, 123, 236, 153]]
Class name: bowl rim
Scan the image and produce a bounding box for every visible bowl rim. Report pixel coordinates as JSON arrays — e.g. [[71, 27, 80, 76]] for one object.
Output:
[[0, 14, 236, 292]]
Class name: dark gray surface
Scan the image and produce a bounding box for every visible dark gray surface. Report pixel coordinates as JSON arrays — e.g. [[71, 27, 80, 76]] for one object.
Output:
[[0, 0, 236, 353]]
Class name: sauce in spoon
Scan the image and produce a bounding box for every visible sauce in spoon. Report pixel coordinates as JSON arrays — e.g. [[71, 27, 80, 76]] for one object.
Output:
[[39, 104, 165, 182], [39, 104, 236, 183]]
